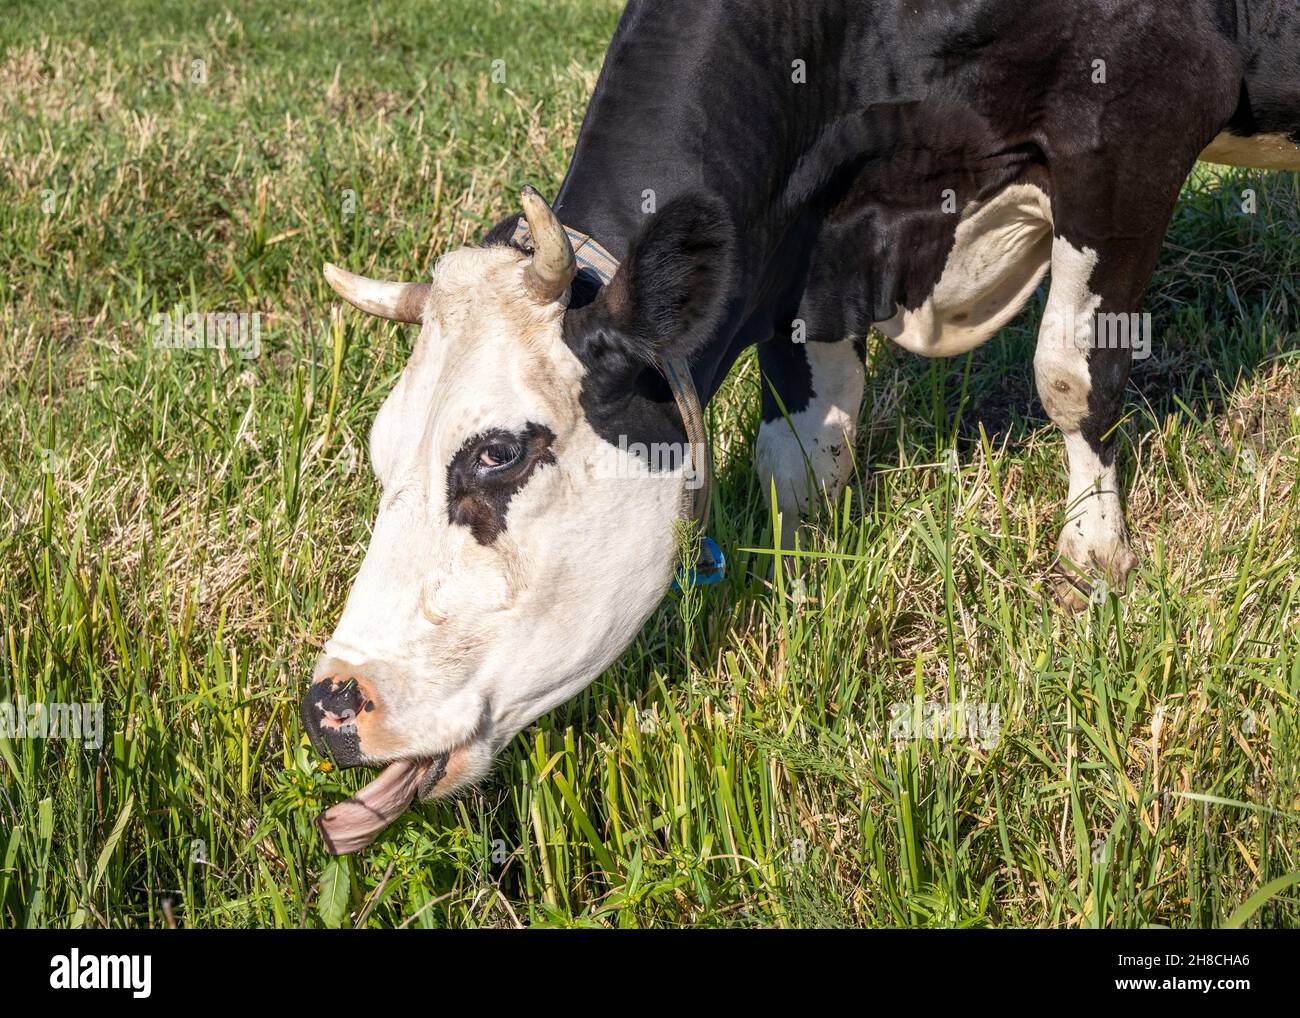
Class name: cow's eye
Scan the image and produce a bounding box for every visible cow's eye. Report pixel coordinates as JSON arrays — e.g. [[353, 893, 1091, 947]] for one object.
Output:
[[478, 442, 521, 470], [447, 423, 557, 545]]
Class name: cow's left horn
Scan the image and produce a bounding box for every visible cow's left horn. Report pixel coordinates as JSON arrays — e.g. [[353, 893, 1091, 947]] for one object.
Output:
[[520, 186, 575, 304], [323, 263, 430, 324]]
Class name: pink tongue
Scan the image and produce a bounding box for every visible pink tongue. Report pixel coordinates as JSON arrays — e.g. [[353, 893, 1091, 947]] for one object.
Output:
[[315, 758, 433, 855]]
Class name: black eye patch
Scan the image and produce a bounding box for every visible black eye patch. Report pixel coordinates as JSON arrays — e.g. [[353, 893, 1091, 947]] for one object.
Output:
[[446, 422, 557, 545]]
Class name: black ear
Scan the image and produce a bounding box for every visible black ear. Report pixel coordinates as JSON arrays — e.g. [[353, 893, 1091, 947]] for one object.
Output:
[[563, 194, 733, 382]]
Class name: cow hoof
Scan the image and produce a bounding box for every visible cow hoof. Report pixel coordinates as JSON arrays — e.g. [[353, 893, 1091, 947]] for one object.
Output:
[[1050, 534, 1138, 610], [1049, 571, 1090, 612]]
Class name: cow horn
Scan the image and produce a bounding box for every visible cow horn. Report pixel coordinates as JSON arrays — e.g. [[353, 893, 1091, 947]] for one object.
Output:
[[323, 263, 430, 324], [520, 186, 575, 304]]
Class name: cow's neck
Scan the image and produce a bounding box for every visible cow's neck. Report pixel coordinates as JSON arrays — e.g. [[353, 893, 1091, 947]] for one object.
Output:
[[551, 1, 864, 405]]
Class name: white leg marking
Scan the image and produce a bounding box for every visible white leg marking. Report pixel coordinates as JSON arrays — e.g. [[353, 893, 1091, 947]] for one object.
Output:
[[1034, 237, 1100, 435], [1057, 432, 1135, 586], [1034, 237, 1137, 594], [755, 338, 865, 550]]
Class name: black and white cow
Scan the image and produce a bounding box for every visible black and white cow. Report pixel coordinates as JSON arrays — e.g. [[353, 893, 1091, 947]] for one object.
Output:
[[302, 0, 1300, 851]]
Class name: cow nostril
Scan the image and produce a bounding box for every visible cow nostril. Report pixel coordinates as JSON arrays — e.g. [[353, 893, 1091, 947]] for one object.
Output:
[[319, 677, 366, 722]]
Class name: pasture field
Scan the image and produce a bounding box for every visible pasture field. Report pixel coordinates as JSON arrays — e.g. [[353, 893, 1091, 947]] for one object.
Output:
[[1, 0, 1298, 929]]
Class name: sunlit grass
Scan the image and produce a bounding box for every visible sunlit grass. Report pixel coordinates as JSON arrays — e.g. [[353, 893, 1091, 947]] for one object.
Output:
[[1, 0, 1297, 928]]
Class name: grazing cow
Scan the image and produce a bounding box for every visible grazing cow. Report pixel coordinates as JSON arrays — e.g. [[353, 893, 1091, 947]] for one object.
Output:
[[302, 0, 1300, 851]]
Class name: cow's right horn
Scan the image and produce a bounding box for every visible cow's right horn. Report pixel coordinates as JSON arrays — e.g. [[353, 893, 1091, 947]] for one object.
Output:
[[520, 186, 576, 304], [323, 263, 430, 324]]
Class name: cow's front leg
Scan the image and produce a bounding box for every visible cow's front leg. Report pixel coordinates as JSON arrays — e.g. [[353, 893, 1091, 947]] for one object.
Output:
[[754, 336, 865, 552], [1034, 236, 1148, 607]]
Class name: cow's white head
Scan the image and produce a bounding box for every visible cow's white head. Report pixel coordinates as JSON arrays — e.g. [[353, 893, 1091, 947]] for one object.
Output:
[[302, 188, 732, 851]]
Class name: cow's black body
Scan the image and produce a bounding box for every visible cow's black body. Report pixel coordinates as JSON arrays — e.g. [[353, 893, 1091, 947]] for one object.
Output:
[[488, 0, 1298, 568]]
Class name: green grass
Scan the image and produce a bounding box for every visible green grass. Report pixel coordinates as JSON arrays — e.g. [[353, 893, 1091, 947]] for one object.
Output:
[[1, 0, 1298, 929]]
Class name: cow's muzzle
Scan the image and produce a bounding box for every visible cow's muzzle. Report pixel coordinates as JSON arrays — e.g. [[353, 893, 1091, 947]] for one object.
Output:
[[300, 674, 370, 768]]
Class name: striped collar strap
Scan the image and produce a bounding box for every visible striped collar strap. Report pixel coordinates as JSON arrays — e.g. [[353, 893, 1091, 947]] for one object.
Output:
[[510, 218, 712, 531]]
